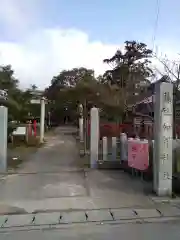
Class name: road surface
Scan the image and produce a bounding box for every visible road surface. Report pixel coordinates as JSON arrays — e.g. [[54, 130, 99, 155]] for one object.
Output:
[[0, 127, 156, 214], [0, 126, 180, 238], [1, 222, 180, 239]]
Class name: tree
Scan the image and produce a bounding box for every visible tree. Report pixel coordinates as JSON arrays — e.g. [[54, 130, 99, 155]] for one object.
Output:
[[0, 65, 20, 118], [154, 53, 180, 93], [44, 41, 154, 124], [30, 84, 38, 91], [0, 65, 19, 90], [45, 68, 96, 124], [154, 53, 180, 137], [0, 65, 36, 134], [103, 41, 154, 105], [97, 82, 124, 122]]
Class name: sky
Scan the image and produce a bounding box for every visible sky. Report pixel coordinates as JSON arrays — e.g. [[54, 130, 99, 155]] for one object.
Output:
[[0, 0, 180, 89]]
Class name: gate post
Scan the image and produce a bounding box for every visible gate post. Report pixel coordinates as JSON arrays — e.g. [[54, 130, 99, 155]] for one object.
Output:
[[79, 118, 83, 142], [40, 97, 45, 143], [154, 82, 173, 196], [78, 104, 83, 142], [102, 137, 108, 161], [90, 107, 99, 168], [0, 106, 8, 172], [111, 137, 117, 161], [120, 132, 128, 162]]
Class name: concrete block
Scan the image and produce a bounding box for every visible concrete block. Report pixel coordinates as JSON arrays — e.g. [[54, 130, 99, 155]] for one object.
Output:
[[135, 209, 161, 218], [3, 214, 34, 227], [34, 212, 61, 225], [111, 208, 136, 220], [158, 206, 180, 217], [144, 216, 179, 223], [60, 211, 86, 223], [0, 215, 8, 227], [86, 209, 113, 222]]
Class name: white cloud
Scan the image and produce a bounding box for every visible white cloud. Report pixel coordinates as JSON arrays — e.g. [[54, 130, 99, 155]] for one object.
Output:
[[0, 25, 179, 89], [0, 0, 179, 90], [0, 0, 119, 89], [0, 27, 118, 89], [0, 0, 39, 36]]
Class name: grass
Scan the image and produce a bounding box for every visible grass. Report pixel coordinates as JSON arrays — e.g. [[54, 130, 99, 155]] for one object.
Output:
[[75, 153, 90, 169], [44, 128, 56, 137], [8, 145, 34, 170], [7, 128, 56, 170], [7, 136, 43, 170]]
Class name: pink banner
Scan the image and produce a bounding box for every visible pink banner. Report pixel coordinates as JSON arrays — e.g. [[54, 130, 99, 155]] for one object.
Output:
[[128, 140, 149, 170]]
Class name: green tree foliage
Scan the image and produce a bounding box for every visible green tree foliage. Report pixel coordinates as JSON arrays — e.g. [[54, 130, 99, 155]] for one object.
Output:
[[45, 68, 97, 123], [0, 65, 36, 135], [103, 40, 153, 105], [44, 41, 155, 123], [45, 68, 95, 100]]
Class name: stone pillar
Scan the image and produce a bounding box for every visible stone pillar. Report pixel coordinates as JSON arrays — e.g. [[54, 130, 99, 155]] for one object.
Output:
[[48, 112, 51, 127], [40, 97, 45, 143], [78, 104, 83, 142], [111, 137, 117, 161], [0, 106, 7, 172], [79, 118, 83, 142], [154, 82, 173, 196], [102, 137, 108, 161], [90, 107, 99, 168], [120, 133, 128, 162]]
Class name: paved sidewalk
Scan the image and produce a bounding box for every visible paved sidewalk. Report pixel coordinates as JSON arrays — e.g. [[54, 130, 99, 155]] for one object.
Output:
[[1, 205, 180, 231]]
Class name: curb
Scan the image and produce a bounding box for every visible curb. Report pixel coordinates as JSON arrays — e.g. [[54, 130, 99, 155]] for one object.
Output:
[[1, 206, 180, 231]]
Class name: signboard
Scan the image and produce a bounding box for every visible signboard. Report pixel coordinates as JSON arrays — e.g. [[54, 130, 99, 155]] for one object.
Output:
[[128, 139, 149, 170], [12, 126, 26, 136], [30, 99, 48, 104]]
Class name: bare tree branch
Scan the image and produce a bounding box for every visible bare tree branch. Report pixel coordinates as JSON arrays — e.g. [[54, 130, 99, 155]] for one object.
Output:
[[153, 53, 179, 81]]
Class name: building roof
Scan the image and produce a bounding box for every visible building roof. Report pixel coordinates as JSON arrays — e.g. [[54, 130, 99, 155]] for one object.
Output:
[[30, 90, 44, 96], [134, 75, 171, 106], [147, 75, 171, 92]]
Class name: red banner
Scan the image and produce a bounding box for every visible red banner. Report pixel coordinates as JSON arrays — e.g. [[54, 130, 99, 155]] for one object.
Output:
[[87, 120, 131, 137], [128, 139, 149, 170]]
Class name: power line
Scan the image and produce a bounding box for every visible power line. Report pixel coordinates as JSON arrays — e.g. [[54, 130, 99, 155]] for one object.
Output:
[[152, 0, 161, 51]]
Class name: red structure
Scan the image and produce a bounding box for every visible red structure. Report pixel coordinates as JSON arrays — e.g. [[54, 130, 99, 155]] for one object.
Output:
[[87, 120, 132, 138]]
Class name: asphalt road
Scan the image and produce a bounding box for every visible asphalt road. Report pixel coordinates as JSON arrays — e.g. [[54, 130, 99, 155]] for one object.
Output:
[[1, 222, 180, 239]]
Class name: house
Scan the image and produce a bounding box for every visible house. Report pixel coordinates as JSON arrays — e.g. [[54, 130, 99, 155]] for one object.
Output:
[[126, 75, 172, 138]]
